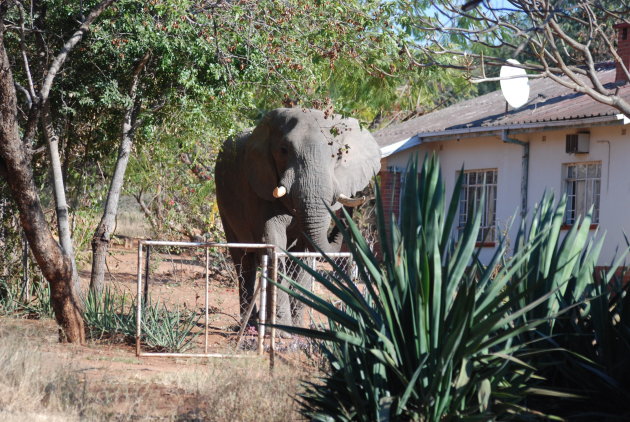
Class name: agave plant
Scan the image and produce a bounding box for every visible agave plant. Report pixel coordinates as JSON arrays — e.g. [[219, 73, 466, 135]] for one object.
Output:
[[142, 302, 200, 353], [272, 155, 574, 421], [509, 192, 630, 419], [84, 287, 136, 340]]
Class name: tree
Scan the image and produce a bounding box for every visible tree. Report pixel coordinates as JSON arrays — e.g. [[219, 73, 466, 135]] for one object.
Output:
[[2, 0, 470, 339], [396, 0, 630, 116], [0, 0, 119, 343]]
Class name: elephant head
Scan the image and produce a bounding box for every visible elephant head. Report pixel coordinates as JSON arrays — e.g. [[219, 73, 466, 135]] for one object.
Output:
[[244, 108, 381, 252]]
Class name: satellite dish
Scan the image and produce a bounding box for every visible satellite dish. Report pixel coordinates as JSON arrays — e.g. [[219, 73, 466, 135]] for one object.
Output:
[[500, 59, 529, 109]]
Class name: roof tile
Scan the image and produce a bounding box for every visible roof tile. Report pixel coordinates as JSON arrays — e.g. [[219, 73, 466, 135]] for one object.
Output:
[[373, 65, 630, 147]]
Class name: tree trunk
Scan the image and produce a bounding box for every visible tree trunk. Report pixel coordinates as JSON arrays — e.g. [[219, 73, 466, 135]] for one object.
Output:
[[90, 51, 150, 294], [0, 17, 84, 343], [42, 102, 81, 299]]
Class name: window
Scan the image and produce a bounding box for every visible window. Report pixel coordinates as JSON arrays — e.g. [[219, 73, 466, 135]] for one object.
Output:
[[459, 169, 497, 243], [564, 162, 601, 225]]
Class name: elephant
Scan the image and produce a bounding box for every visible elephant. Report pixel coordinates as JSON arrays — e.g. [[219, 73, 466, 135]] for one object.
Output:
[[214, 108, 381, 327]]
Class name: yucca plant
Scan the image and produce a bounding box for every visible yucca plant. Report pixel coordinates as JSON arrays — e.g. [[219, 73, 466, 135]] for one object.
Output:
[[509, 193, 630, 419], [84, 287, 136, 340], [0, 277, 23, 316], [21, 279, 54, 319], [272, 155, 570, 421]]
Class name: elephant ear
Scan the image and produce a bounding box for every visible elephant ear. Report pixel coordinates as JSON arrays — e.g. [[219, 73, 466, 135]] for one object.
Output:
[[244, 115, 277, 201], [332, 117, 382, 197]]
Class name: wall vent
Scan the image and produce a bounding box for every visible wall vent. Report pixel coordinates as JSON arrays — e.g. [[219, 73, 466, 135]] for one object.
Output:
[[566, 133, 590, 154]]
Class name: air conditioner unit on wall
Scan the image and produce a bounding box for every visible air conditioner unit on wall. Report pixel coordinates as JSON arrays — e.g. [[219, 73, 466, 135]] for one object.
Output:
[[566, 133, 590, 153]]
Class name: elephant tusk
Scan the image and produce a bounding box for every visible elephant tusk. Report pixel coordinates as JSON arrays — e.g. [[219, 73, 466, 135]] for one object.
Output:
[[337, 194, 366, 207], [273, 186, 287, 198]]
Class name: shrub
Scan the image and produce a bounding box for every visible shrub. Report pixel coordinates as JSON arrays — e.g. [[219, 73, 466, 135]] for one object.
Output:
[[510, 192, 630, 419], [274, 156, 572, 420]]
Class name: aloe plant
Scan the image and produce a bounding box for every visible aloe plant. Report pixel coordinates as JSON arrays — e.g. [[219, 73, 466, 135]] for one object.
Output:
[[142, 302, 200, 353], [84, 287, 200, 353], [272, 155, 573, 421]]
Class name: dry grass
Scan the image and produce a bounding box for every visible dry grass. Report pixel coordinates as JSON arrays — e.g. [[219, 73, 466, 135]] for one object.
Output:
[[147, 358, 302, 421], [0, 318, 304, 421], [0, 323, 83, 421]]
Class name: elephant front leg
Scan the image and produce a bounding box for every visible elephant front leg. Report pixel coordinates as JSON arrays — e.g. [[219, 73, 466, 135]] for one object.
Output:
[[289, 265, 314, 326], [263, 214, 293, 327], [232, 251, 258, 326]]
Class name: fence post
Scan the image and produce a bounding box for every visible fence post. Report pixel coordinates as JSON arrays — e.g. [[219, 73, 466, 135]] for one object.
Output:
[[258, 254, 268, 355], [205, 245, 210, 354], [136, 241, 144, 357], [269, 250, 278, 371], [143, 243, 151, 304]]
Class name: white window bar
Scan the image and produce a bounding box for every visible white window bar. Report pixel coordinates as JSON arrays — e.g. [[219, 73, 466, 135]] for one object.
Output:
[[458, 169, 498, 243], [564, 162, 601, 225]]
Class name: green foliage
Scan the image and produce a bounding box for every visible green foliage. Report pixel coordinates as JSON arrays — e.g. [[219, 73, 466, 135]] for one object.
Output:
[[274, 154, 630, 420], [84, 288, 136, 341], [142, 302, 200, 353], [3, 1, 474, 244], [0, 213, 54, 320], [273, 156, 566, 420], [509, 192, 630, 419], [0, 277, 55, 320], [84, 288, 200, 353]]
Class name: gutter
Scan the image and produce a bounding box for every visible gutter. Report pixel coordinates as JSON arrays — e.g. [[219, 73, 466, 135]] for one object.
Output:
[[501, 130, 529, 219], [380, 114, 627, 158], [380, 136, 421, 158], [616, 113, 630, 124]]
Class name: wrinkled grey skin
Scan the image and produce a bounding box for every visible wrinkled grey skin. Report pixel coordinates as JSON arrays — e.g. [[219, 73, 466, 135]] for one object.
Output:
[[215, 108, 381, 326]]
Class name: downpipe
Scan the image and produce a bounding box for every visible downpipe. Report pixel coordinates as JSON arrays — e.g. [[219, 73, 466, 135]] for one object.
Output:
[[502, 130, 529, 219]]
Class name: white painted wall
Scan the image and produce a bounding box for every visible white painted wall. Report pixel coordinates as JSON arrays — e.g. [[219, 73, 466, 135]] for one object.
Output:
[[383, 124, 630, 265]]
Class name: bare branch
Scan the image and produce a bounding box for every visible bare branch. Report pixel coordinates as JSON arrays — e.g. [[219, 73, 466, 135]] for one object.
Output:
[[17, 2, 36, 102], [407, 0, 630, 116], [470, 73, 546, 84]]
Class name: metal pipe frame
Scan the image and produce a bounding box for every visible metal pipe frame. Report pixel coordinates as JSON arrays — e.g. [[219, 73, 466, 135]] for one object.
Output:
[[136, 242, 143, 357], [276, 252, 354, 258], [136, 240, 355, 363], [257, 255, 268, 355], [269, 250, 278, 370], [135, 241, 275, 359]]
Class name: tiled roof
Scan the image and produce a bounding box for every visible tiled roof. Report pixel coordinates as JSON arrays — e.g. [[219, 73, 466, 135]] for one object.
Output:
[[373, 64, 630, 148]]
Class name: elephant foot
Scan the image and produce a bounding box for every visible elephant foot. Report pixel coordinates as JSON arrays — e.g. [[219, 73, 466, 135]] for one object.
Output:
[[275, 314, 294, 339], [291, 314, 305, 327], [278, 330, 293, 339]]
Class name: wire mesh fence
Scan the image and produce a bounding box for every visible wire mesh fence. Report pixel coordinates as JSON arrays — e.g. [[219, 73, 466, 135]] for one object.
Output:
[[269, 251, 358, 360]]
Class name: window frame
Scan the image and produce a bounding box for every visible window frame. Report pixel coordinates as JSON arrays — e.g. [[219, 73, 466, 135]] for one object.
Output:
[[457, 168, 498, 246], [562, 161, 601, 227]]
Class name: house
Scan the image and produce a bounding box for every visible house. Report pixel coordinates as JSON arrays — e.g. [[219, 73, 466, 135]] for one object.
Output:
[[374, 24, 630, 265]]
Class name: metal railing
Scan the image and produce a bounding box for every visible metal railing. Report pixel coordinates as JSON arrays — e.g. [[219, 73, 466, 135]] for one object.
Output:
[[134, 240, 355, 366], [135, 240, 274, 358]]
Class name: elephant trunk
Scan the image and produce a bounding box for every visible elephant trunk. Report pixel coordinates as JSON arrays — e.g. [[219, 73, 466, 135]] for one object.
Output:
[[294, 163, 340, 253], [301, 203, 338, 253]]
